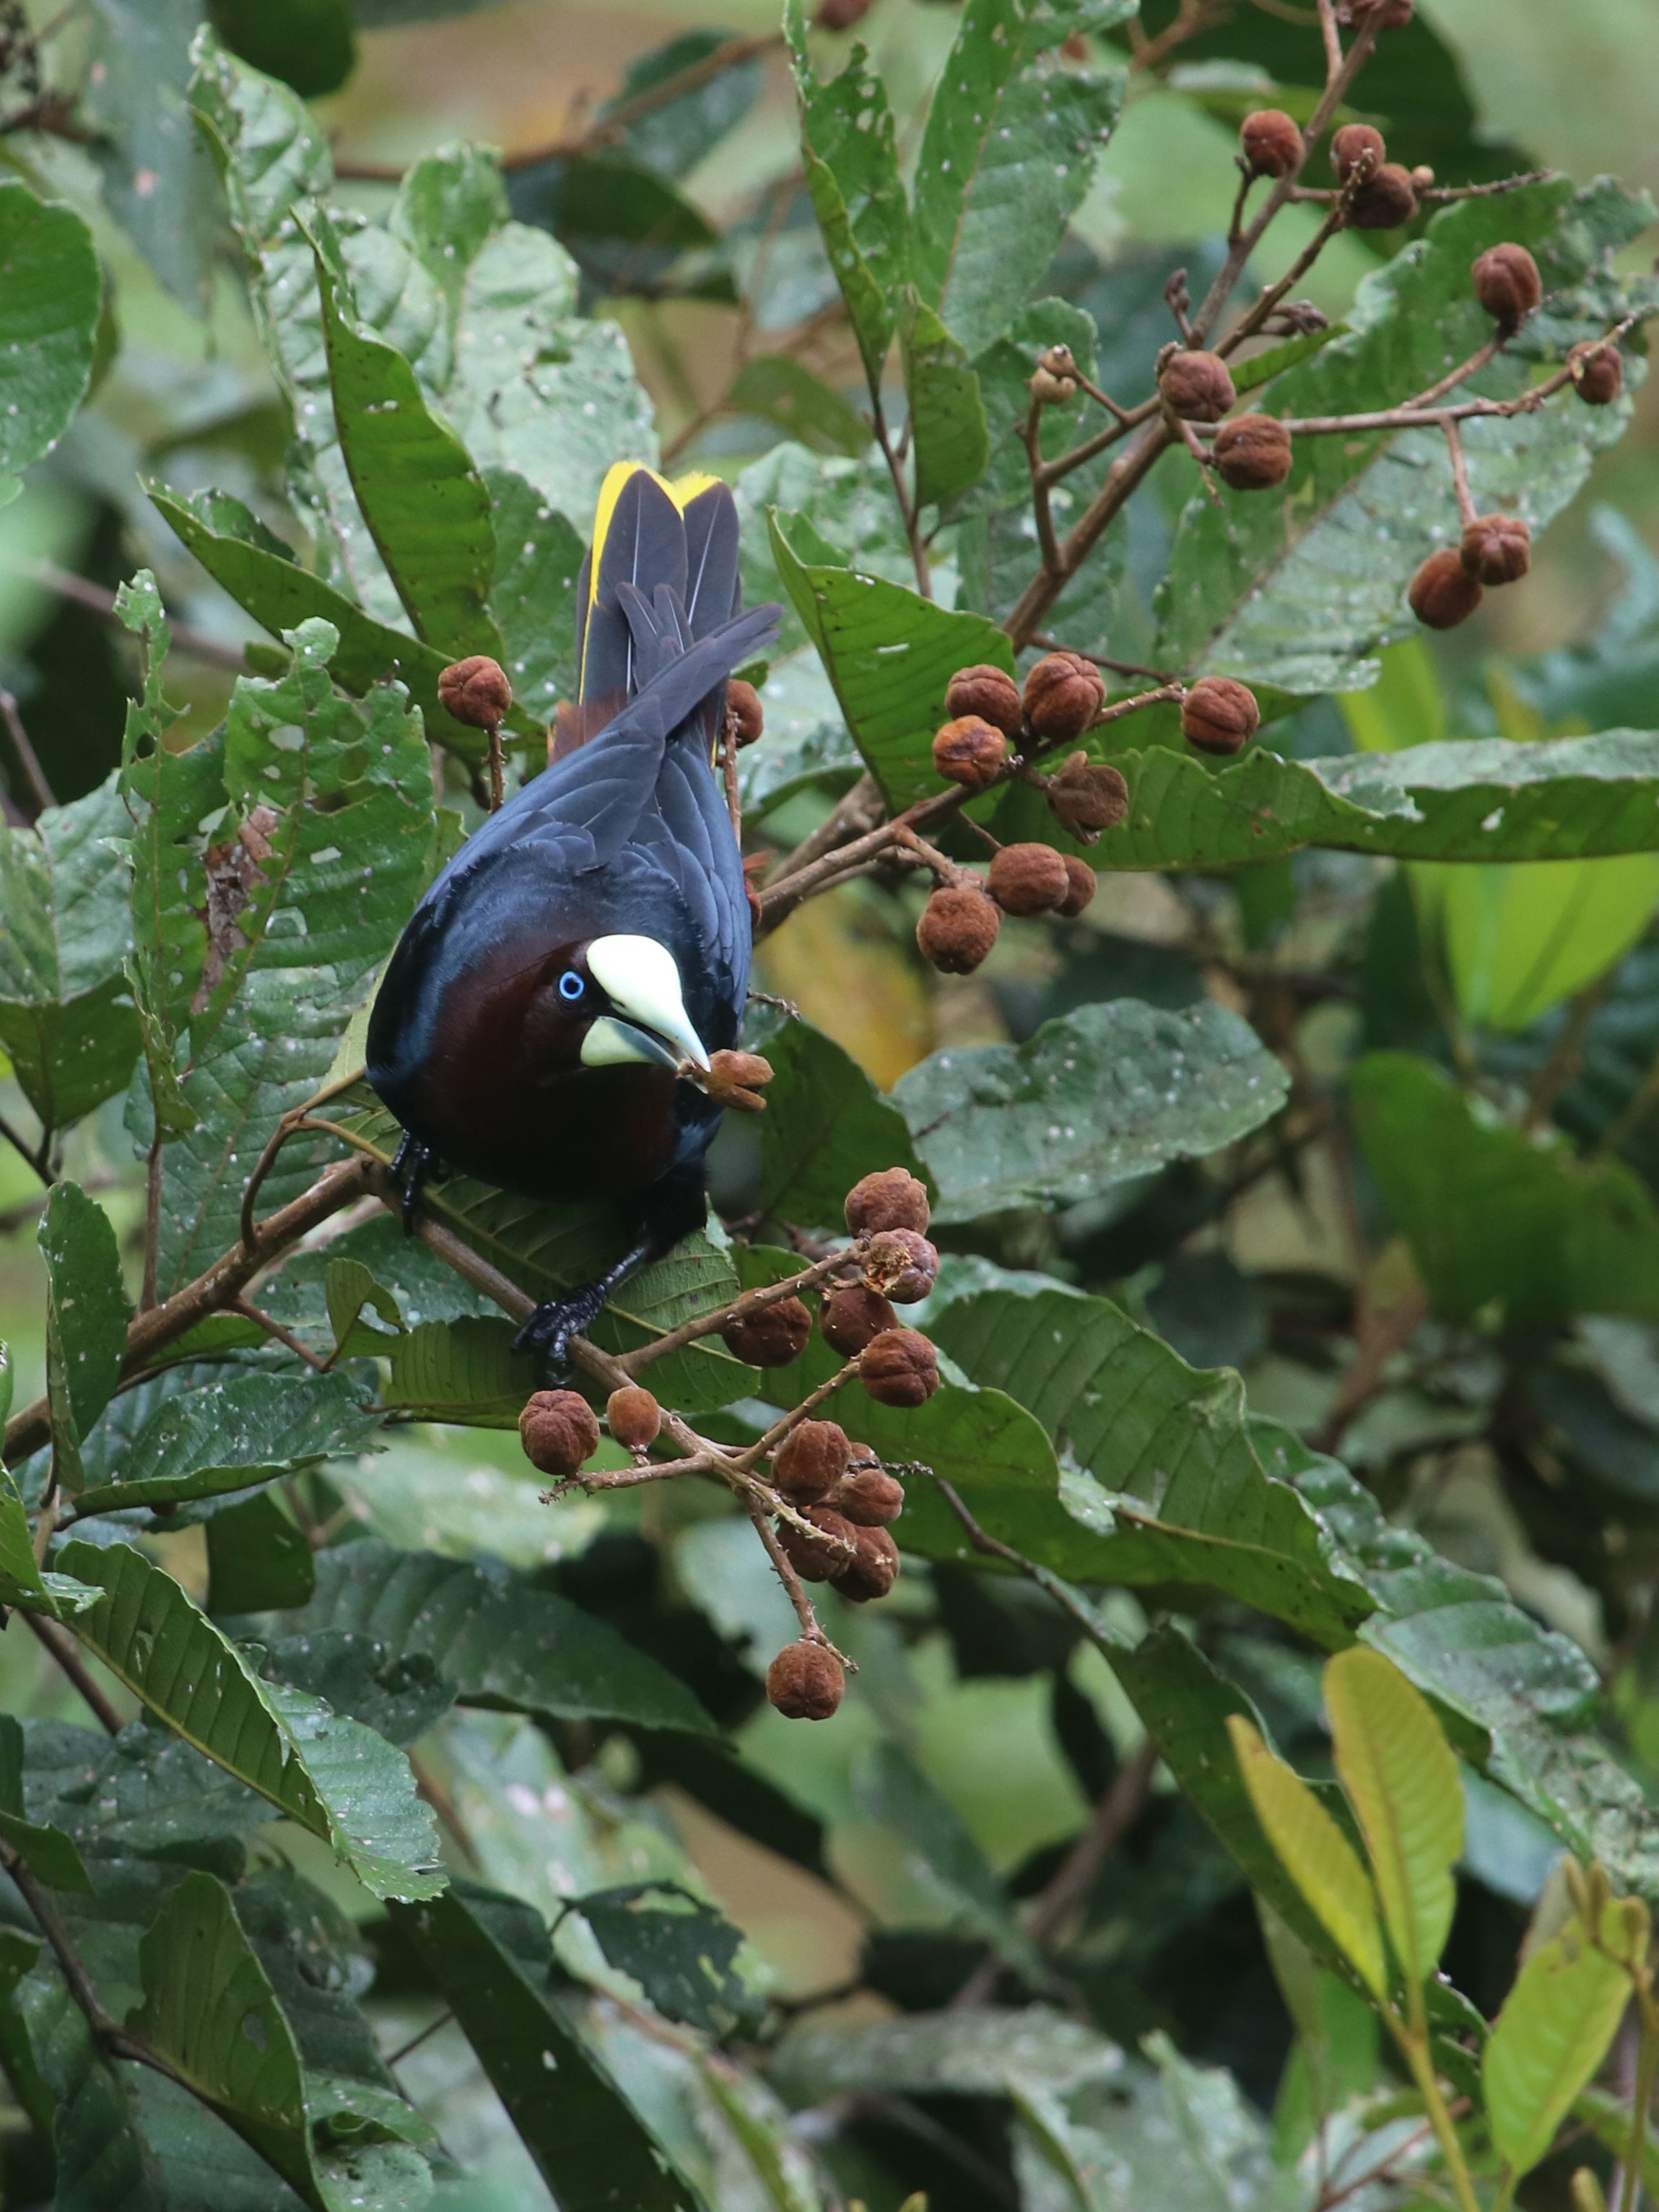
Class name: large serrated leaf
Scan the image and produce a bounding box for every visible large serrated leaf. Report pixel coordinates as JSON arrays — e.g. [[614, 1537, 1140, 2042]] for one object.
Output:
[[55, 1541, 445, 1901]]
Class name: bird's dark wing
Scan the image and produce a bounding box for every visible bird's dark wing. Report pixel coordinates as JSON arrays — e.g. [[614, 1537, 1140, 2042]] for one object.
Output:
[[682, 481, 740, 639]]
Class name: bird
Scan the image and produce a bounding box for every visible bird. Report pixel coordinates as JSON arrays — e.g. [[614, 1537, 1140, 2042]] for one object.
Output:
[[366, 461, 781, 1375]]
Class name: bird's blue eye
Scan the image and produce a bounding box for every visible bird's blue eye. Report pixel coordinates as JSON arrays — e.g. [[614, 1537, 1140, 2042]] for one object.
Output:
[[558, 970, 585, 1003]]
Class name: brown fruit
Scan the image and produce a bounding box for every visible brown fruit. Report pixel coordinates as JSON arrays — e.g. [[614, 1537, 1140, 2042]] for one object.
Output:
[[861, 1327, 940, 1408], [945, 664, 1024, 740], [1572, 341, 1624, 406], [1046, 753, 1129, 842], [1213, 414, 1293, 492], [767, 1639, 845, 1720], [988, 841, 1072, 915], [605, 1385, 661, 1452], [863, 1228, 939, 1305], [1159, 349, 1237, 424], [777, 1505, 857, 1582], [846, 1167, 931, 1236], [723, 1295, 813, 1368], [1057, 855, 1097, 918], [438, 655, 513, 729], [1460, 513, 1531, 586], [821, 1285, 900, 1357], [1039, 343, 1079, 381], [726, 679, 764, 747], [917, 885, 1001, 975], [1022, 650, 1106, 741], [1240, 108, 1303, 180], [833, 1466, 905, 1527], [1408, 548, 1484, 630], [519, 1389, 601, 1477], [1182, 676, 1260, 757], [704, 1048, 772, 1114], [1331, 123, 1386, 183], [814, 0, 871, 26], [1349, 162, 1417, 229], [1349, 0, 1412, 24], [834, 1523, 901, 1603], [932, 715, 1009, 791], [1472, 243, 1542, 332], [774, 1419, 852, 1505], [1030, 367, 1076, 406]]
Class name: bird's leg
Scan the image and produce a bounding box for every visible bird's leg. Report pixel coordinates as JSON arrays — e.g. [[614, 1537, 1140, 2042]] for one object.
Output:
[[389, 1131, 440, 1233], [513, 1170, 706, 1382]]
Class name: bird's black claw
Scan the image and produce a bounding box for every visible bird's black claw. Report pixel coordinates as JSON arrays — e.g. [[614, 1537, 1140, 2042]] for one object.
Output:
[[513, 1282, 609, 1382], [389, 1132, 440, 1234]]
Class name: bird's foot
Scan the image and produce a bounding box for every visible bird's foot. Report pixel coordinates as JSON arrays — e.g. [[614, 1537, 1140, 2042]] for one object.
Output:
[[389, 1132, 440, 1233], [513, 1280, 610, 1383]]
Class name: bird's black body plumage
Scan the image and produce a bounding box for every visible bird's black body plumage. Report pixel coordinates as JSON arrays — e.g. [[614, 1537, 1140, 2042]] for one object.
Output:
[[366, 465, 780, 1370]]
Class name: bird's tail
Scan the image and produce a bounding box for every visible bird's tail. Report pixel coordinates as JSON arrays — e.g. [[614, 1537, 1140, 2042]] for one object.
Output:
[[558, 463, 747, 756]]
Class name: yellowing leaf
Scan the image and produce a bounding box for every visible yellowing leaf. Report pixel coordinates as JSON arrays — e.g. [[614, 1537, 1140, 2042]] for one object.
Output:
[[1325, 1647, 1463, 1989], [1484, 1902, 1634, 2180], [1227, 1715, 1387, 2000]]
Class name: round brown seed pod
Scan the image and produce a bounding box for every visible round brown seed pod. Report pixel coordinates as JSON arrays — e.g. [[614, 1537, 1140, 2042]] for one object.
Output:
[[726, 679, 764, 747], [519, 1388, 601, 1477], [1046, 754, 1129, 843], [703, 1048, 772, 1115], [774, 1419, 852, 1505], [932, 715, 1009, 791], [1571, 341, 1624, 406], [1030, 367, 1076, 406], [821, 1285, 900, 1357], [723, 1295, 812, 1368], [1181, 676, 1260, 757], [833, 1523, 901, 1603], [438, 655, 513, 730], [833, 1466, 906, 1527], [917, 885, 1001, 975], [1039, 343, 1079, 380], [860, 1328, 940, 1408], [1411, 165, 1436, 190], [1460, 513, 1531, 587], [1159, 349, 1237, 424], [863, 1228, 939, 1305], [945, 663, 1024, 739], [1240, 108, 1303, 180], [767, 1639, 845, 1720], [1472, 243, 1542, 332], [1349, 162, 1417, 230], [1408, 548, 1484, 630], [1213, 414, 1293, 492], [1022, 650, 1106, 741], [1056, 855, 1097, 919], [605, 1385, 661, 1452], [814, 0, 871, 27], [846, 1166, 931, 1236], [988, 841, 1072, 915], [777, 1505, 857, 1582], [1331, 122, 1386, 183], [1349, 0, 1412, 25]]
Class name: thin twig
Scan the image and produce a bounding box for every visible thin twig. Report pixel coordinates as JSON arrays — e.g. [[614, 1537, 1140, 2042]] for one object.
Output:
[[0, 686, 55, 817], [1442, 418, 1477, 528], [31, 562, 249, 675], [0, 1110, 53, 1187], [622, 1246, 863, 1374], [233, 1297, 331, 1372], [1522, 976, 1613, 1133], [25, 1611, 123, 1733]]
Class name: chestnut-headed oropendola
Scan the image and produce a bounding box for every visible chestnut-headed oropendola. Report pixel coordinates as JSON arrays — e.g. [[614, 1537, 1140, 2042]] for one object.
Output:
[[367, 463, 781, 1375]]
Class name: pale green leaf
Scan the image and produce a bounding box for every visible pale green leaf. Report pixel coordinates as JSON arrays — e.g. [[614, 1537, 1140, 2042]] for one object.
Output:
[[1484, 1904, 1634, 2178]]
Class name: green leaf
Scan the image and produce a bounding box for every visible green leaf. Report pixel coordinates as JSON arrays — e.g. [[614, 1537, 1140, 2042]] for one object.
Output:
[[0, 1715, 90, 1891], [209, 0, 358, 97], [1156, 181, 1647, 692], [0, 182, 101, 496], [69, 1369, 380, 1518], [923, 1275, 1372, 1645], [575, 1884, 759, 2034], [1420, 854, 1659, 1034], [1484, 1902, 1636, 2179], [755, 1015, 929, 1230], [902, 296, 990, 510], [325, 1255, 402, 1357], [599, 28, 764, 180], [484, 466, 584, 726], [206, 1491, 317, 1616], [398, 1882, 708, 2210], [782, 0, 910, 395], [39, 1182, 131, 1495], [911, 0, 1128, 360], [85, 0, 216, 310], [1227, 1716, 1388, 2000], [1323, 1647, 1462, 1990], [310, 235, 505, 661], [1351, 1050, 1659, 1325], [270, 1538, 716, 1737], [154, 624, 435, 1297], [382, 1316, 534, 1427], [768, 512, 1015, 810], [0, 776, 141, 1130], [56, 1540, 445, 1901], [727, 357, 871, 459], [893, 999, 1289, 1225]]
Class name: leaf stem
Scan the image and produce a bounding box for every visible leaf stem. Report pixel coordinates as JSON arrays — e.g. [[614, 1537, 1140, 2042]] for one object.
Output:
[[1397, 2027, 1483, 2212]]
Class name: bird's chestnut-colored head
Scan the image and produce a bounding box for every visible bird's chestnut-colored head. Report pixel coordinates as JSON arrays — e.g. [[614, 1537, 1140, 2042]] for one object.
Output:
[[525, 933, 712, 1078]]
